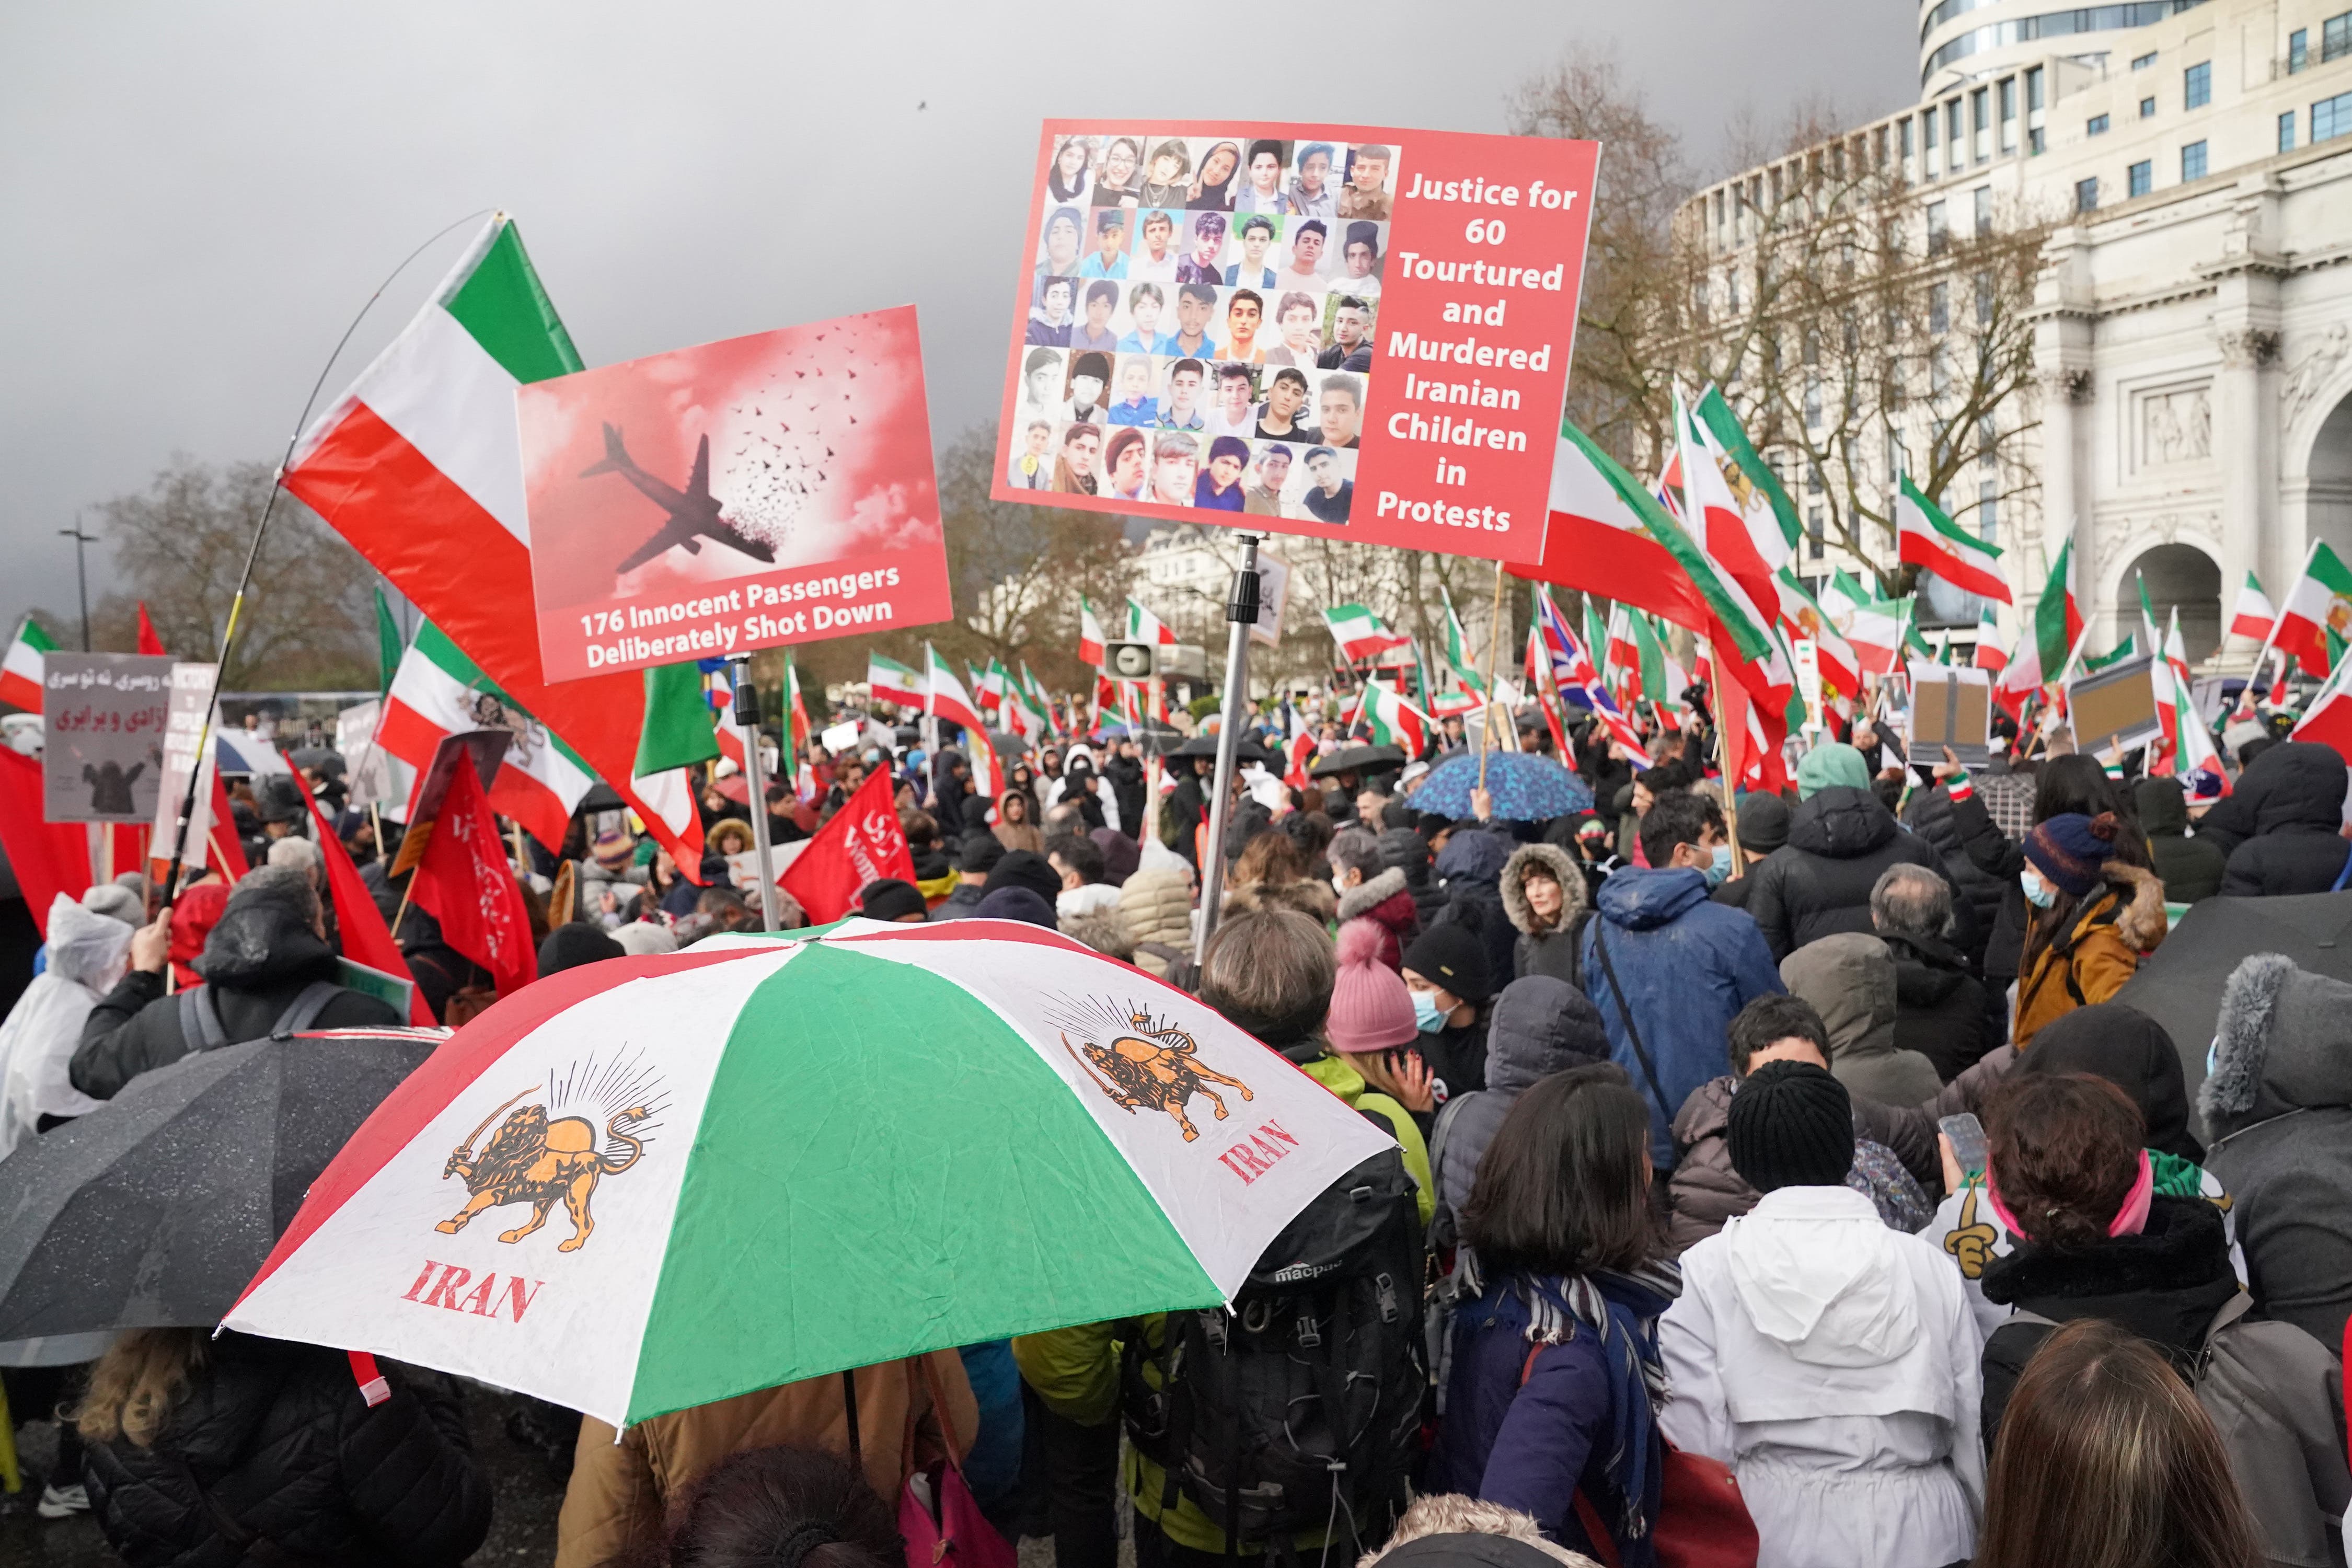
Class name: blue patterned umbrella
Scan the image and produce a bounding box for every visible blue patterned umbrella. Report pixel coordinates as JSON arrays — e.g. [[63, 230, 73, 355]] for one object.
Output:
[[1410, 752, 1594, 822]]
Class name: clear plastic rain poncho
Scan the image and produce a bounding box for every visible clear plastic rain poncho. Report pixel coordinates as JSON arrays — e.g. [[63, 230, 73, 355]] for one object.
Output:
[[0, 893, 134, 1156]]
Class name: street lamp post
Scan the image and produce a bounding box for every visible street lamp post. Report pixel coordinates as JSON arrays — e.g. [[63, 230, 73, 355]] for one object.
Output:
[[59, 520, 96, 652]]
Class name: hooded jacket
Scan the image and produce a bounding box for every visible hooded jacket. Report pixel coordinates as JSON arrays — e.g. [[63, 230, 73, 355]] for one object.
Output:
[[1743, 786, 1949, 963], [1664, 1075, 1938, 1255], [1337, 866, 1418, 971], [1429, 976, 1609, 1240], [1580, 867, 1784, 1167], [2134, 775, 2227, 904], [1498, 843, 1591, 986], [1659, 1185, 1984, 1568], [1116, 862, 1195, 981], [1222, 876, 1337, 924], [2204, 954, 2352, 1347], [1379, 826, 1450, 931], [2012, 862, 2167, 1050], [1978, 1196, 2350, 1568], [1880, 928, 1997, 1083], [71, 890, 402, 1102], [1899, 785, 2001, 969], [0, 895, 131, 1151], [2213, 741, 2352, 897], [84, 1332, 491, 1568], [1780, 933, 1944, 1108], [1433, 829, 1519, 987]]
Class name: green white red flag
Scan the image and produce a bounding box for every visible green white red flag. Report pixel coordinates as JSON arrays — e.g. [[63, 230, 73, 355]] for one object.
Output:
[[1696, 385, 1804, 554], [1896, 476, 2010, 603], [1323, 604, 1410, 664], [1974, 606, 2007, 674], [1126, 598, 1177, 647], [0, 618, 54, 713], [280, 215, 713, 872], [1777, 570, 1862, 697], [2230, 572, 2275, 641], [1078, 598, 1106, 666], [1673, 387, 1786, 633], [380, 619, 596, 852], [2033, 538, 2084, 682], [2274, 540, 2352, 677], [2291, 640, 2352, 758], [1437, 587, 1488, 700], [867, 653, 923, 710], [1534, 420, 1706, 632], [1358, 681, 1429, 756]]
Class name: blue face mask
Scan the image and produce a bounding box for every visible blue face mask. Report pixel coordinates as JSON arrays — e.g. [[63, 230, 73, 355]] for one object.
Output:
[[1412, 989, 1447, 1034], [1705, 843, 1734, 888], [2021, 868, 2057, 909]]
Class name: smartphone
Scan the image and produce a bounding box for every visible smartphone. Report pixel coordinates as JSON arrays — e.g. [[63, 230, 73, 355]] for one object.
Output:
[[1939, 1113, 1989, 1181]]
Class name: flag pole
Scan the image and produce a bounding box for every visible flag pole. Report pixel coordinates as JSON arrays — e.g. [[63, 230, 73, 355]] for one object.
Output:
[[1195, 534, 1261, 959], [1477, 560, 1508, 792], [2237, 537, 2316, 715], [159, 207, 494, 912], [728, 653, 782, 931]]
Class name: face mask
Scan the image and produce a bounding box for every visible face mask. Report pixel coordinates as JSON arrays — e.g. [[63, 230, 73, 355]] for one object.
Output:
[[1412, 989, 1446, 1034], [1332, 873, 1351, 897], [1705, 844, 1734, 888], [2021, 868, 2057, 908]]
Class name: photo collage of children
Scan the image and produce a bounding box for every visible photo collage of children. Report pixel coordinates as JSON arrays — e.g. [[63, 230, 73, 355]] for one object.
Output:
[[1009, 131, 1397, 524]]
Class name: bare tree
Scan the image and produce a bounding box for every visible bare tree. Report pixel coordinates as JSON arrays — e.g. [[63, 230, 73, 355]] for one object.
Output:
[[46, 456, 379, 686]]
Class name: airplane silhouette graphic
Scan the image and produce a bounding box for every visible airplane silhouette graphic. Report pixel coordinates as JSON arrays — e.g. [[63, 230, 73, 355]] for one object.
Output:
[[581, 424, 779, 577]]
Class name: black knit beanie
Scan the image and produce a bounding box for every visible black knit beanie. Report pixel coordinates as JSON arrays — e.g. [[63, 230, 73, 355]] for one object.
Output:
[[1727, 1060, 1855, 1192]]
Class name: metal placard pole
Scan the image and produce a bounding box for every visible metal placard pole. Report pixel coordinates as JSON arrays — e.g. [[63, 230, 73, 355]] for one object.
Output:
[[728, 654, 782, 931]]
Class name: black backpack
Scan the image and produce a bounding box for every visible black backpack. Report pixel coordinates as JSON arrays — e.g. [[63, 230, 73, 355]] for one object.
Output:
[[1121, 1144, 1425, 1557]]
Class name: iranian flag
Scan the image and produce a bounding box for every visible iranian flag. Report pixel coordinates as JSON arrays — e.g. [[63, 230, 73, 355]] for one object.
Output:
[[1696, 385, 1804, 555], [1974, 606, 2007, 673], [867, 653, 924, 710], [2291, 643, 2352, 757], [2274, 540, 2352, 677], [1078, 598, 1106, 666], [924, 644, 987, 733], [1535, 421, 1705, 633], [1323, 604, 1410, 663], [1437, 587, 1488, 699], [1605, 604, 1642, 703], [1359, 682, 1429, 757], [1819, 571, 1898, 676], [1778, 570, 1862, 698], [380, 619, 597, 853], [1896, 476, 2011, 603], [2230, 572, 2276, 641], [1674, 387, 1785, 631], [281, 215, 713, 872], [2033, 538, 2084, 681], [1632, 613, 1691, 718], [0, 618, 53, 712], [1126, 599, 1178, 647]]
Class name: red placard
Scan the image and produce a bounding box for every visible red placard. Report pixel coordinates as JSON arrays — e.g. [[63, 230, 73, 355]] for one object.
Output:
[[519, 305, 951, 683], [992, 123, 1597, 563]]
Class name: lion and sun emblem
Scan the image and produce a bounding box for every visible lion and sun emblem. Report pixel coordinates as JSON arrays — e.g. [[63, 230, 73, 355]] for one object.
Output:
[[1051, 995, 1254, 1143], [433, 1052, 666, 1253]]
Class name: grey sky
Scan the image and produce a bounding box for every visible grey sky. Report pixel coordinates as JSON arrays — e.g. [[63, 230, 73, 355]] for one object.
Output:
[[0, 2, 1914, 641]]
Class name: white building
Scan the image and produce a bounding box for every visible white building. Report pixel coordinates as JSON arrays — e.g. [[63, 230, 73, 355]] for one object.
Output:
[[1691, 0, 2352, 665]]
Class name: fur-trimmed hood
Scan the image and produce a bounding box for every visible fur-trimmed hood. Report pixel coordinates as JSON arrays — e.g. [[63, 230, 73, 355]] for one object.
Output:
[[2203, 951, 2352, 1135], [1337, 865, 1410, 923], [2095, 861, 2170, 953], [1497, 841, 1588, 937], [1224, 877, 1338, 923]]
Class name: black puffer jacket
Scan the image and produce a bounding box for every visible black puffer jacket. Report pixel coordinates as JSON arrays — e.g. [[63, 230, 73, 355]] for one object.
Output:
[[2212, 742, 2352, 897], [72, 892, 402, 1102], [1432, 828, 1518, 987], [1902, 785, 2002, 969], [1742, 786, 1950, 962], [1428, 976, 1608, 1246], [1378, 826, 1449, 932], [2132, 776, 2227, 904], [84, 1333, 491, 1567], [1881, 928, 1997, 1082]]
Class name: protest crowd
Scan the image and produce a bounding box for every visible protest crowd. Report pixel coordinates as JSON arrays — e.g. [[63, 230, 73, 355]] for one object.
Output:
[[4, 626, 2352, 1568]]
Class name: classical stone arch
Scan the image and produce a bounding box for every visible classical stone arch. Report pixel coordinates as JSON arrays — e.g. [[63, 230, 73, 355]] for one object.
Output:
[[2110, 540, 2223, 664]]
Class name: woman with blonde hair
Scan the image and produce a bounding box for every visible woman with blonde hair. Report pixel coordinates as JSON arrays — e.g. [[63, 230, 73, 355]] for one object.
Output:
[[1975, 1317, 2263, 1568], [78, 1328, 490, 1564]]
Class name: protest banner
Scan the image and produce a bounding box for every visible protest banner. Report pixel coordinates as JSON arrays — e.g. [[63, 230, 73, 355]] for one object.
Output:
[[780, 767, 914, 923], [151, 663, 220, 870], [994, 123, 1597, 562], [42, 654, 171, 824], [518, 306, 953, 683], [1901, 660, 1992, 769]]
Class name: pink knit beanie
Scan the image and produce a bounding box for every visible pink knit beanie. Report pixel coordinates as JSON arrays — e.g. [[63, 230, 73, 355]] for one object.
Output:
[[1324, 919, 1419, 1054]]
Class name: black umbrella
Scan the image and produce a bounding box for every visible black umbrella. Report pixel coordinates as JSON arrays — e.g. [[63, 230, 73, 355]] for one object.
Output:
[[1310, 744, 1407, 779], [2111, 892, 2352, 1130], [0, 1028, 440, 1339], [1169, 733, 1275, 766], [577, 781, 628, 813]]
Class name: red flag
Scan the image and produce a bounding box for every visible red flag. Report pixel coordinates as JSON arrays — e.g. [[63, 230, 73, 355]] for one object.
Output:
[[289, 769, 432, 1025], [207, 771, 251, 880], [408, 761, 536, 999], [1283, 733, 1317, 791], [780, 768, 915, 924], [0, 751, 93, 937], [135, 604, 166, 657]]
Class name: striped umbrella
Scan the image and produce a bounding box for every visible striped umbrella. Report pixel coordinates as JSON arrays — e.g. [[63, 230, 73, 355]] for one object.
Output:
[[225, 919, 1390, 1429]]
